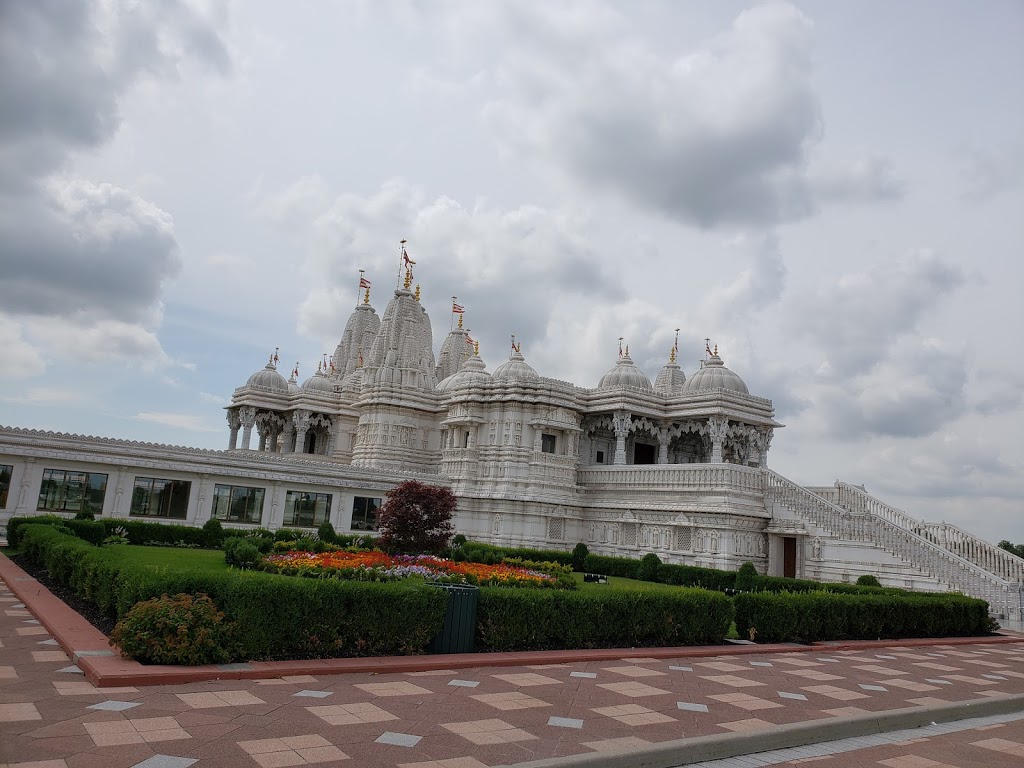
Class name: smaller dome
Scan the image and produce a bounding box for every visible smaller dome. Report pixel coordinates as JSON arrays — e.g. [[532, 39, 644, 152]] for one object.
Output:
[[598, 352, 653, 391], [286, 366, 302, 394], [684, 352, 749, 394], [493, 348, 539, 382], [654, 361, 686, 395], [302, 368, 336, 395], [246, 359, 289, 393], [439, 353, 491, 392]]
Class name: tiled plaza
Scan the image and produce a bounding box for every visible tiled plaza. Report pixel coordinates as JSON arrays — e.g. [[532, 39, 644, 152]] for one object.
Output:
[[2, 571, 1024, 767]]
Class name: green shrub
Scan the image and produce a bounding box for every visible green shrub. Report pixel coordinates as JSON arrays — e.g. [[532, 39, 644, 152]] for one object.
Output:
[[581, 553, 640, 579], [317, 521, 337, 544], [476, 587, 733, 651], [734, 591, 990, 644], [735, 561, 758, 591], [75, 510, 96, 521], [275, 528, 305, 542], [463, 542, 575, 567], [857, 574, 882, 587], [571, 542, 589, 570], [452, 534, 467, 548], [110, 593, 233, 665], [232, 541, 261, 569], [202, 518, 225, 548], [637, 552, 662, 582], [655, 562, 737, 591]]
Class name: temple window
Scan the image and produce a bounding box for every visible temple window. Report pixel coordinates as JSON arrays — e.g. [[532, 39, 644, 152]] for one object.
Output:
[[130, 477, 191, 519], [211, 483, 265, 524], [351, 496, 381, 531], [541, 433, 556, 454], [0, 464, 11, 507], [595, 450, 605, 464], [284, 491, 332, 528], [37, 468, 108, 515]]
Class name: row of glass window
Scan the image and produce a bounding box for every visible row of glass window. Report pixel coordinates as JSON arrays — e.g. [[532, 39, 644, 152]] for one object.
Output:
[[25, 466, 380, 529]]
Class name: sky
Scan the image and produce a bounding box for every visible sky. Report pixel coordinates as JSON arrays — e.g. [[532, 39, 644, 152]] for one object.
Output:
[[1, 1, 1022, 544]]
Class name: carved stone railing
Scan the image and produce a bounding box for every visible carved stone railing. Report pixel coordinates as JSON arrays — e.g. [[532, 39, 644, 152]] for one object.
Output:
[[578, 464, 764, 495], [832, 482, 1024, 585], [764, 471, 1022, 618]]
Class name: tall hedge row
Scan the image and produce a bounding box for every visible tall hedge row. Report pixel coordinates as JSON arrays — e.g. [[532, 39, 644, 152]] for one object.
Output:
[[734, 591, 990, 643], [476, 587, 734, 651], [7, 515, 217, 548]]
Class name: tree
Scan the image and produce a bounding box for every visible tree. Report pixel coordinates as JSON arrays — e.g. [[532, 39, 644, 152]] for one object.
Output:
[[998, 540, 1024, 559], [377, 480, 457, 555]]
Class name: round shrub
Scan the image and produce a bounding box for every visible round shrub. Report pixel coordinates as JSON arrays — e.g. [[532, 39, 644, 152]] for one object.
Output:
[[317, 520, 337, 544], [735, 561, 758, 591], [572, 542, 589, 571], [232, 541, 261, 569], [201, 518, 225, 548], [452, 533, 468, 548], [856, 574, 881, 587], [110, 593, 233, 665], [75, 510, 96, 521], [637, 552, 662, 582]]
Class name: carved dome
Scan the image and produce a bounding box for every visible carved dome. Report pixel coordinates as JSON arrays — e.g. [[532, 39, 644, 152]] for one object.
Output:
[[684, 352, 748, 394], [246, 360, 289, 393], [332, 302, 380, 377], [493, 348, 539, 383], [302, 368, 336, 394], [439, 353, 490, 392], [286, 368, 302, 394], [436, 328, 473, 382], [598, 352, 653, 391]]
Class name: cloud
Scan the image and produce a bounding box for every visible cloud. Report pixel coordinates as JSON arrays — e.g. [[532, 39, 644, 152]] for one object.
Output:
[[0, 387, 93, 407], [476, 1, 899, 227], [958, 141, 1024, 202], [789, 250, 966, 379], [134, 412, 221, 433], [0, 0, 229, 374], [0, 317, 46, 380]]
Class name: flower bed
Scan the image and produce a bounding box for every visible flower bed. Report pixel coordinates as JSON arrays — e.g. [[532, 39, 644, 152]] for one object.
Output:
[[259, 550, 573, 589]]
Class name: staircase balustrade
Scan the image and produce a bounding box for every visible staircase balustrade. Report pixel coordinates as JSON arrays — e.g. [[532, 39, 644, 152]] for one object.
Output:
[[763, 470, 1022, 618]]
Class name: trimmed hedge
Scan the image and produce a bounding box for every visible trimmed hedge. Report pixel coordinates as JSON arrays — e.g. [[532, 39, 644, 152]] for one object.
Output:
[[462, 541, 575, 567], [18, 524, 448, 661], [734, 591, 990, 643], [476, 586, 734, 651], [7, 515, 212, 549]]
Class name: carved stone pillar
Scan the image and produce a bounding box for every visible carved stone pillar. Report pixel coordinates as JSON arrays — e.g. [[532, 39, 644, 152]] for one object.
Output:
[[657, 427, 670, 465], [226, 409, 241, 450], [257, 422, 268, 452], [238, 406, 257, 450], [758, 427, 774, 468], [326, 418, 338, 456], [613, 411, 630, 466], [293, 410, 311, 454], [281, 421, 294, 453], [707, 417, 728, 464], [269, 424, 279, 453]]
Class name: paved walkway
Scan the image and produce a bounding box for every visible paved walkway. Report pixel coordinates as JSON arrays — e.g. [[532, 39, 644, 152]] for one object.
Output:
[[3, 563, 1024, 768]]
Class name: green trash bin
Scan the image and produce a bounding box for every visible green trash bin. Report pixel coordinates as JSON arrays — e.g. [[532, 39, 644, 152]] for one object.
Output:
[[427, 583, 478, 654]]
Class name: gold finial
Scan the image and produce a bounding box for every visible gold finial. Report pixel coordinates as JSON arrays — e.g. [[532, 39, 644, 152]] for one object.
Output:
[[669, 346, 676, 363], [713, 343, 718, 356], [625, 344, 630, 357], [457, 313, 463, 329], [403, 268, 412, 289], [363, 286, 370, 305], [415, 284, 421, 301], [474, 340, 480, 355]]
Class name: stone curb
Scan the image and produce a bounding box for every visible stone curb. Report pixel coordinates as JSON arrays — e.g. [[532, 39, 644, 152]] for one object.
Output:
[[495, 694, 1024, 768], [3, 551, 1022, 688]]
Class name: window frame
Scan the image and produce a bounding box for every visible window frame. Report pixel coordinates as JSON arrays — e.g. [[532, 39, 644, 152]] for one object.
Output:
[[0, 464, 12, 508], [37, 468, 108, 515], [130, 476, 191, 519], [210, 483, 265, 525], [350, 496, 382, 531], [283, 490, 332, 528]]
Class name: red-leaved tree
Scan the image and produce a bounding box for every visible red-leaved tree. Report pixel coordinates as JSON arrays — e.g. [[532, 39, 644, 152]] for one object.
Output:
[[377, 480, 457, 555]]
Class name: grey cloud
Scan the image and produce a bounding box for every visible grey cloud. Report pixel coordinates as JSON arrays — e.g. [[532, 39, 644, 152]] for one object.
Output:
[[0, 179, 180, 323], [821, 341, 967, 439], [478, 2, 898, 228], [958, 142, 1024, 202], [811, 156, 905, 203], [790, 250, 965, 379], [0, 0, 228, 341]]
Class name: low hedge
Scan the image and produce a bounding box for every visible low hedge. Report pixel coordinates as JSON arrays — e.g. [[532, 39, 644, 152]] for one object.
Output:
[[476, 586, 734, 651], [734, 591, 990, 643], [7, 515, 213, 549], [17, 524, 447, 661], [462, 542, 575, 567]]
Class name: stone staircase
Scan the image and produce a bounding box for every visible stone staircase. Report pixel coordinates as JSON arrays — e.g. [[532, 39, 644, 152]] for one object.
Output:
[[765, 470, 1023, 619]]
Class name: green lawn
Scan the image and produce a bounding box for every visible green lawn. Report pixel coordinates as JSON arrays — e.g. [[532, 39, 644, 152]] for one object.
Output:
[[570, 572, 690, 593], [100, 545, 229, 574]]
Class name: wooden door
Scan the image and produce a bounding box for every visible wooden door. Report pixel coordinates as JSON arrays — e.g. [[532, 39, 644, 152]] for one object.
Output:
[[783, 537, 797, 578]]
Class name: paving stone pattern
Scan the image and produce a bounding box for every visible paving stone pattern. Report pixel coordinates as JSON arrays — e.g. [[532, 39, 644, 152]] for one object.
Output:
[[3, 574, 1024, 767]]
